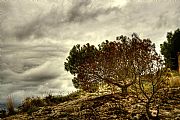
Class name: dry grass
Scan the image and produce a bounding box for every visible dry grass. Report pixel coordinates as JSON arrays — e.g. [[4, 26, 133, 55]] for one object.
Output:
[[169, 76, 180, 87], [165, 70, 180, 88], [18, 91, 83, 113], [6, 95, 15, 115]]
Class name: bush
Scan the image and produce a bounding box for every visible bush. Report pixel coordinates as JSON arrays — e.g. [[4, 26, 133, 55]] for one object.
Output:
[[19, 97, 45, 112], [27, 106, 40, 115], [19, 91, 82, 113], [44, 90, 82, 104]]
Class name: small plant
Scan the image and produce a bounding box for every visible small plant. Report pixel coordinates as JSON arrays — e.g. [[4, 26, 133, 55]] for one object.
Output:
[[44, 90, 82, 104], [44, 93, 57, 105], [65, 90, 81, 100], [27, 106, 40, 115], [19, 97, 45, 112], [6, 95, 15, 115]]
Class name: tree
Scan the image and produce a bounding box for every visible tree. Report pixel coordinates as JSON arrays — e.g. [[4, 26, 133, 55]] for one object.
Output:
[[130, 54, 170, 119], [65, 35, 159, 96], [160, 28, 180, 70], [64, 43, 98, 75], [64, 43, 98, 91]]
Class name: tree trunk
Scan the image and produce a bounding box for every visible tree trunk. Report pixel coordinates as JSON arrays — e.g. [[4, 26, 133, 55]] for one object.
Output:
[[146, 102, 154, 120], [122, 87, 128, 96]]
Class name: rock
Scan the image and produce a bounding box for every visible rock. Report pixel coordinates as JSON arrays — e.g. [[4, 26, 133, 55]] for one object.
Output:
[[175, 117, 180, 120], [151, 110, 158, 117]]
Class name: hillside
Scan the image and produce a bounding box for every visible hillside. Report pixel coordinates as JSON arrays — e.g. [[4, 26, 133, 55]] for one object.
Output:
[[1, 87, 180, 120]]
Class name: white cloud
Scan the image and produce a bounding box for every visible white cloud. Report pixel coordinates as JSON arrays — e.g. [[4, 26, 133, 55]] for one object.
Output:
[[22, 59, 60, 81]]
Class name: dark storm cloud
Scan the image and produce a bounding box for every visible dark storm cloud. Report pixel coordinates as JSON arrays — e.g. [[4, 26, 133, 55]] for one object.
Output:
[[14, 18, 44, 40], [66, 0, 119, 23], [23, 61, 60, 82], [0, 60, 60, 84], [0, 0, 121, 40], [67, 0, 92, 22], [1, 42, 67, 55], [1, 0, 180, 42], [0, 43, 67, 74]]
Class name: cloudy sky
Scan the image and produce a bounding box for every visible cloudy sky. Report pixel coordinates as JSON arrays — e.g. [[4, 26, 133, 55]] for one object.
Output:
[[0, 0, 180, 106]]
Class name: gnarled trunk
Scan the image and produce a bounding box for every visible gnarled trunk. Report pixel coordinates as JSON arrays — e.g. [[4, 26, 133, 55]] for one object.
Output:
[[146, 102, 153, 119], [145, 102, 160, 120]]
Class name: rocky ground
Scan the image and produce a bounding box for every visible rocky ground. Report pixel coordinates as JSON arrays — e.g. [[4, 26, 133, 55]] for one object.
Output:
[[1, 88, 180, 120]]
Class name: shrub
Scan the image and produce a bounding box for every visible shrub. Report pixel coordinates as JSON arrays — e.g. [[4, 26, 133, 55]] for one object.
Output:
[[27, 106, 40, 115], [19, 91, 82, 113], [19, 97, 45, 112]]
